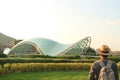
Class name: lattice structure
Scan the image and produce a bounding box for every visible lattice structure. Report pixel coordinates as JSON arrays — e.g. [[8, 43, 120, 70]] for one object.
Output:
[[7, 37, 91, 56], [58, 37, 91, 56]]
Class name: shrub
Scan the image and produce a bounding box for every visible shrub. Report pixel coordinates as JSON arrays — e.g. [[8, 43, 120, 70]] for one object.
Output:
[[0, 58, 95, 65], [1, 62, 120, 75], [0, 53, 7, 58], [0, 65, 3, 74], [0, 63, 92, 74], [3, 63, 11, 73]]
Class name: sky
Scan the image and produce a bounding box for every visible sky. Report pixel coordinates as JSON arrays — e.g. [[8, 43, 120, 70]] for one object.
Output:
[[0, 0, 120, 51]]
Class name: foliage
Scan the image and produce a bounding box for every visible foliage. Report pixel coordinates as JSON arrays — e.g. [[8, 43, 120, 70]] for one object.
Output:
[[0, 62, 120, 75], [0, 53, 7, 58], [0, 63, 92, 74], [1, 56, 120, 66], [9, 54, 81, 59], [108, 56, 120, 63], [0, 58, 95, 65]]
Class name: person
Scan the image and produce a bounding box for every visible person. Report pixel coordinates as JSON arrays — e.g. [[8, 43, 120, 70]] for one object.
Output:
[[88, 45, 119, 80]]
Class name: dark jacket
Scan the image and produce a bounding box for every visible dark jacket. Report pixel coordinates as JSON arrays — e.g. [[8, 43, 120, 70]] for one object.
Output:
[[89, 59, 119, 80]]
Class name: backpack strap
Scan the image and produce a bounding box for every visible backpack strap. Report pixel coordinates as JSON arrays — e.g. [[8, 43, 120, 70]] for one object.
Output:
[[107, 60, 112, 67], [98, 60, 105, 67], [98, 60, 112, 68]]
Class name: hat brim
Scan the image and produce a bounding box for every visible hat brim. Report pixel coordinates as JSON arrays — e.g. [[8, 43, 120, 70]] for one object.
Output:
[[96, 49, 112, 55]]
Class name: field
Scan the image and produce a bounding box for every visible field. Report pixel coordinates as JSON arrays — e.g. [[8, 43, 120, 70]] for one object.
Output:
[[0, 71, 88, 80]]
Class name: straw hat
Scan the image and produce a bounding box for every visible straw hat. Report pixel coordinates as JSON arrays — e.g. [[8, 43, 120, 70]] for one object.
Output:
[[96, 45, 112, 55]]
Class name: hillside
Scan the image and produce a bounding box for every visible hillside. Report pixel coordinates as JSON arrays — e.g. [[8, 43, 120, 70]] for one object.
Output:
[[0, 33, 16, 47]]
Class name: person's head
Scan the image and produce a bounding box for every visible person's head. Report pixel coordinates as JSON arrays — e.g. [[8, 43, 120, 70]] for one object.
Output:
[[96, 45, 112, 58]]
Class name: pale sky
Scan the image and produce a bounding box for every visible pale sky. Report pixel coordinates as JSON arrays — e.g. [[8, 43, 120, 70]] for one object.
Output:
[[0, 0, 120, 50]]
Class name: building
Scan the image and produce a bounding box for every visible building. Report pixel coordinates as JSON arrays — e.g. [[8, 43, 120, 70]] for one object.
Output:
[[7, 37, 91, 56]]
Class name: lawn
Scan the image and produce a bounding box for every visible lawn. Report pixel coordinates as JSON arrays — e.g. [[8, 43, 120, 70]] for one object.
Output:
[[0, 71, 88, 80]]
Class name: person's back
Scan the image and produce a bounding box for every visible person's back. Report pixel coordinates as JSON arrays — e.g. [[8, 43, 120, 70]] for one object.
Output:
[[88, 45, 119, 80], [98, 60, 115, 80]]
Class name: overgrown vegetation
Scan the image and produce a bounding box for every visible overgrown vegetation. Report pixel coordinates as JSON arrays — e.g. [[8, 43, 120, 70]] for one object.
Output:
[[0, 63, 91, 74], [1, 51, 120, 75], [0, 53, 7, 58], [1, 62, 120, 75], [9, 54, 82, 59], [0, 58, 95, 64]]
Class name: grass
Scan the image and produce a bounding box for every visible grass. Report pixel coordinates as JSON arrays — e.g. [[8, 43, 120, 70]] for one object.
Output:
[[0, 71, 88, 80]]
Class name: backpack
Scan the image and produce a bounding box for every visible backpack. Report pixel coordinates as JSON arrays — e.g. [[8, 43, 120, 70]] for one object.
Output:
[[98, 60, 115, 80]]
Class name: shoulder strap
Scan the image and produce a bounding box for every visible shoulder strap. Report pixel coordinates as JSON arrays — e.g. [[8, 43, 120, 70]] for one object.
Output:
[[107, 60, 112, 67], [99, 61, 105, 67], [98, 60, 113, 68]]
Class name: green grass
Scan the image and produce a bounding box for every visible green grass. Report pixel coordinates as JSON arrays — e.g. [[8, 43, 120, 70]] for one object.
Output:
[[0, 71, 88, 80]]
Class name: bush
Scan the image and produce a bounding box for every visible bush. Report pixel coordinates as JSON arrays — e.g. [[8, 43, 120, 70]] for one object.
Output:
[[0, 54, 7, 58], [0, 58, 94, 65], [0, 65, 3, 74], [1, 62, 120, 74], [108, 57, 120, 63], [0, 63, 92, 74]]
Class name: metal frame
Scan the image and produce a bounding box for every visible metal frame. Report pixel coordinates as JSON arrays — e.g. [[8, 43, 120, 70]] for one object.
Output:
[[59, 36, 91, 56]]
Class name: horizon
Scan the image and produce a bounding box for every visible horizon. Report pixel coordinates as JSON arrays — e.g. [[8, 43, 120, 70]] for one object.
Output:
[[0, 0, 120, 51]]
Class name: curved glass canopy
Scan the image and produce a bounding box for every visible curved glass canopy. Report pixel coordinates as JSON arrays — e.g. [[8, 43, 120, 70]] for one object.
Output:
[[8, 37, 91, 56]]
